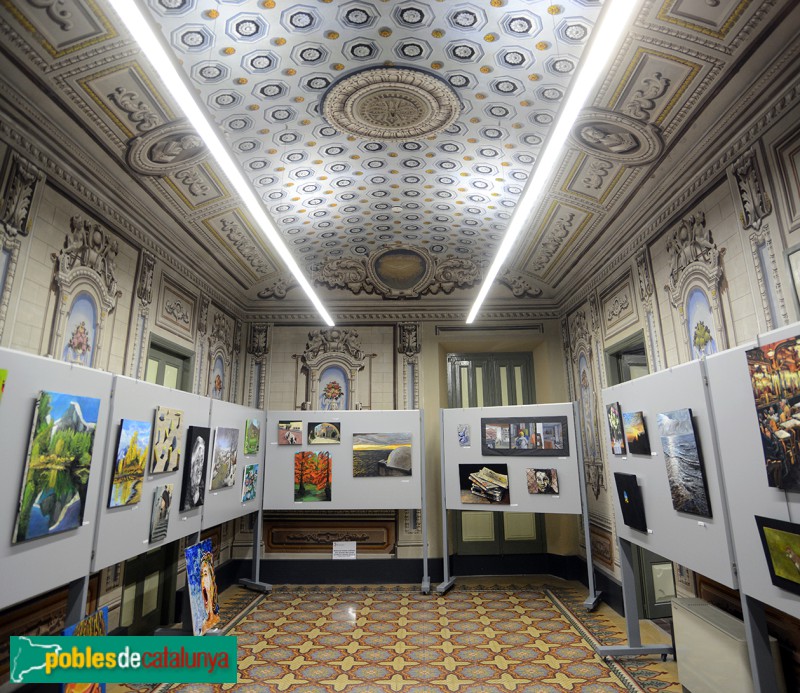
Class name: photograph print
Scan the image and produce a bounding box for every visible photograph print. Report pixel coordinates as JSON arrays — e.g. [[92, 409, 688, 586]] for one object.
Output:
[[353, 432, 412, 477], [622, 411, 652, 455], [13, 390, 101, 544], [149, 483, 173, 543], [209, 427, 239, 490], [526, 468, 559, 495], [613, 472, 648, 533], [657, 408, 712, 518], [278, 420, 303, 445], [180, 426, 210, 511], [108, 418, 151, 508], [308, 421, 341, 444], [606, 402, 625, 455], [294, 450, 332, 502], [458, 463, 510, 505], [151, 406, 183, 474], [481, 416, 568, 457], [755, 515, 800, 597]]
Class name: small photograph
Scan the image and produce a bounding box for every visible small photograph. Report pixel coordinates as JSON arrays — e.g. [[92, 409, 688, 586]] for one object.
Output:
[[755, 515, 800, 597], [308, 421, 341, 444], [244, 418, 261, 455], [241, 463, 258, 502], [483, 422, 511, 450], [149, 483, 173, 543], [622, 411, 651, 455], [606, 402, 625, 455], [527, 468, 559, 495], [278, 420, 303, 445], [209, 427, 239, 490], [458, 463, 510, 505], [457, 423, 471, 448], [294, 450, 332, 502], [353, 432, 412, 477]]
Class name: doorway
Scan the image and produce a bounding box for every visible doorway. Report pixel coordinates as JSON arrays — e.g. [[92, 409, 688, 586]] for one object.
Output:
[[145, 338, 193, 391], [119, 543, 178, 634]]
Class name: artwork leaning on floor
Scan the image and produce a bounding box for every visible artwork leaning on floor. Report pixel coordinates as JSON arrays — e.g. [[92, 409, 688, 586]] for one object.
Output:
[[755, 515, 800, 597], [151, 406, 183, 474], [526, 468, 559, 495], [614, 472, 648, 533], [108, 418, 151, 508], [180, 426, 210, 511], [209, 427, 239, 490], [185, 538, 221, 636], [12, 390, 101, 544], [458, 463, 510, 505], [63, 605, 109, 693], [278, 420, 303, 445], [480, 416, 568, 456], [353, 432, 412, 477], [149, 483, 173, 543], [622, 411, 651, 455], [606, 402, 625, 455], [657, 408, 712, 518], [294, 450, 332, 502]]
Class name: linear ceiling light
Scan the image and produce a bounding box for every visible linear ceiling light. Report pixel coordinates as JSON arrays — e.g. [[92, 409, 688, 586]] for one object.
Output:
[[466, 0, 640, 324], [107, 0, 335, 327]]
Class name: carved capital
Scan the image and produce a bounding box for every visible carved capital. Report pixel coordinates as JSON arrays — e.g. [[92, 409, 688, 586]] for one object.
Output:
[[136, 250, 155, 306], [198, 296, 210, 334], [1, 152, 44, 238], [635, 248, 653, 301], [730, 149, 771, 230], [397, 322, 421, 359], [248, 323, 269, 359], [233, 319, 242, 353]]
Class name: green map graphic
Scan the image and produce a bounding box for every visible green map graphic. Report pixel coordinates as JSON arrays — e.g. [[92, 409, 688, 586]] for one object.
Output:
[[10, 637, 62, 682]]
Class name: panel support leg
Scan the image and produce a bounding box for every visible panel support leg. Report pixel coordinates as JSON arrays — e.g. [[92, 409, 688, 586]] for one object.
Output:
[[741, 593, 780, 693], [436, 411, 455, 594], [65, 575, 89, 628], [240, 509, 272, 593]]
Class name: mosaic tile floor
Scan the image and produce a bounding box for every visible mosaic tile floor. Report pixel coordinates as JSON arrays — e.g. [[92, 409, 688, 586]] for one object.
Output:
[[113, 581, 679, 693]]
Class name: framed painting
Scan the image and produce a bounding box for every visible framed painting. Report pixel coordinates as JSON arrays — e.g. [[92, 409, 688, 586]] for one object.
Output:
[[294, 450, 332, 502], [242, 463, 258, 502], [180, 426, 210, 511], [108, 418, 151, 508], [13, 390, 101, 544], [149, 483, 173, 543], [308, 421, 341, 444], [606, 402, 625, 455], [480, 416, 569, 456], [353, 432, 412, 477], [526, 468, 559, 495], [613, 472, 648, 533], [151, 406, 183, 474], [458, 463, 510, 505], [209, 427, 239, 490], [278, 420, 303, 445], [755, 515, 800, 597], [622, 410, 651, 455], [185, 538, 220, 635], [657, 408, 712, 518], [244, 418, 260, 455]]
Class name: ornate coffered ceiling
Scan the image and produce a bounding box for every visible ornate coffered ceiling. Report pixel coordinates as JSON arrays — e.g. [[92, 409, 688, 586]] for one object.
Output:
[[0, 0, 795, 320]]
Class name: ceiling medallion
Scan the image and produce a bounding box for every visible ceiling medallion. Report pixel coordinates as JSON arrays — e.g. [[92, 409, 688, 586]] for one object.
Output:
[[569, 109, 664, 166], [321, 67, 462, 141]]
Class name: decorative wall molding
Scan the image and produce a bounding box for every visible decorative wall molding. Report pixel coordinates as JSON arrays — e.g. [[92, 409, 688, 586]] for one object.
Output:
[[247, 323, 269, 360], [498, 270, 543, 298], [396, 322, 421, 360], [155, 275, 196, 341], [135, 249, 155, 306], [729, 148, 772, 230], [600, 272, 638, 340], [301, 328, 366, 411], [0, 151, 45, 238]]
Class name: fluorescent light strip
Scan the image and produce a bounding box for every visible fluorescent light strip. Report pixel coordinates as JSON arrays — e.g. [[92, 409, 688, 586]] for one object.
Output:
[[107, 0, 335, 327], [466, 0, 640, 324]]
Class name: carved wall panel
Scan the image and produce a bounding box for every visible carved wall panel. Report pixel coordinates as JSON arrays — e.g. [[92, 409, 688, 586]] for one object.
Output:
[[563, 153, 624, 204], [302, 328, 366, 410], [600, 272, 639, 340], [155, 276, 196, 341], [772, 126, 800, 236], [523, 201, 594, 279]]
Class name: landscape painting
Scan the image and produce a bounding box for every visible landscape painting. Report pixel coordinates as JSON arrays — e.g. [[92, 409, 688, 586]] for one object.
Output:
[[458, 463, 510, 505], [185, 539, 220, 635], [149, 483, 173, 543], [151, 406, 183, 474], [481, 416, 569, 456], [294, 450, 332, 502], [209, 427, 239, 490], [278, 420, 303, 445], [180, 426, 210, 511], [755, 515, 800, 596], [353, 432, 412, 477], [526, 468, 559, 495], [622, 411, 651, 455], [242, 463, 258, 502], [657, 408, 712, 518], [244, 418, 260, 455], [606, 402, 625, 455], [13, 390, 101, 544], [308, 421, 341, 444], [108, 418, 151, 508]]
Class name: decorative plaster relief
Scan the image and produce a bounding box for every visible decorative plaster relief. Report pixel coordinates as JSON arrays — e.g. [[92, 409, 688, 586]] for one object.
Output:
[[570, 109, 664, 165], [126, 120, 206, 176], [135, 249, 155, 306], [203, 211, 276, 278], [601, 274, 638, 339], [14, 0, 113, 56], [397, 322, 421, 359], [248, 323, 269, 359], [155, 276, 196, 340], [0, 152, 45, 238], [729, 149, 772, 230]]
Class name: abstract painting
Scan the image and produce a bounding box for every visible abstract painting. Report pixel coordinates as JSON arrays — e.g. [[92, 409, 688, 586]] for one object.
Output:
[[622, 411, 651, 455], [308, 421, 341, 444], [294, 450, 331, 502], [0, 368, 7, 403], [244, 418, 260, 455], [149, 483, 173, 543], [180, 426, 210, 511], [457, 424, 470, 448], [209, 427, 239, 490], [185, 539, 221, 635], [755, 515, 800, 597], [747, 336, 800, 490], [657, 408, 712, 518], [63, 606, 108, 693], [458, 464, 510, 505], [353, 432, 412, 477], [481, 417, 568, 456], [526, 468, 559, 495], [614, 472, 648, 533], [108, 419, 151, 508], [13, 390, 101, 544], [242, 463, 258, 502], [278, 420, 303, 445], [151, 406, 183, 474], [606, 402, 625, 455]]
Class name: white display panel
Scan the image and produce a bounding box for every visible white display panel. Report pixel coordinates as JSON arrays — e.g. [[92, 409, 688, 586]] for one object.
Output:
[[706, 339, 800, 619], [202, 400, 264, 529], [441, 403, 581, 514], [0, 348, 113, 609], [92, 376, 209, 572], [602, 360, 737, 589], [263, 410, 423, 510]]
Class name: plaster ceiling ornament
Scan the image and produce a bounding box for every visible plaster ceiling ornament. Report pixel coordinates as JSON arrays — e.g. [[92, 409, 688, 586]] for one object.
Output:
[[126, 120, 207, 176], [570, 109, 664, 166], [321, 67, 462, 141]]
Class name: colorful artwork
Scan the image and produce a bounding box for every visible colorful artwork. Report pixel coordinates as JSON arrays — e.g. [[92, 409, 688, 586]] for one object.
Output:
[[149, 483, 173, 543], [244, 418, 261, 455], [686, 287, 718, 359], [294, 450, 332, 502], [308, 421, 341, 444], [657, 408, 712, 518], [755, 515, 800, 597], [319, 364, 348, 410], [458, 463, 510, 505], [180, 426, 209, 511], [108, 419, 151, 508], [210, 427, 239, 490], [622, 411, 651, 455], [278, 420, 303, 445], [150, 406, 183, 474], [63, 606, 109, 693], [0, 368, 7, 403], [210, 355, 224, 400], [185, 539, 221, 635], [747, 336, 800, 490], [13, 390, 101, 544], [457, 424, 470, 448], [353, 432, 412, 477], [606, 402, 625, 455], [242, 463, 258, 502], [481, 417, 568, 456], [526, 468, 559, 494], [61, 294, 96, 368], [614, 472, 648, 533]]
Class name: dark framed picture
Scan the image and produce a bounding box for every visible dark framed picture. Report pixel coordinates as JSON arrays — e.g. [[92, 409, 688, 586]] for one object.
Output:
[[480, 416, 568, 457], [606, 402, 625, 456], [755, 515, 800, 597], [613, 472, 647, 533]]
